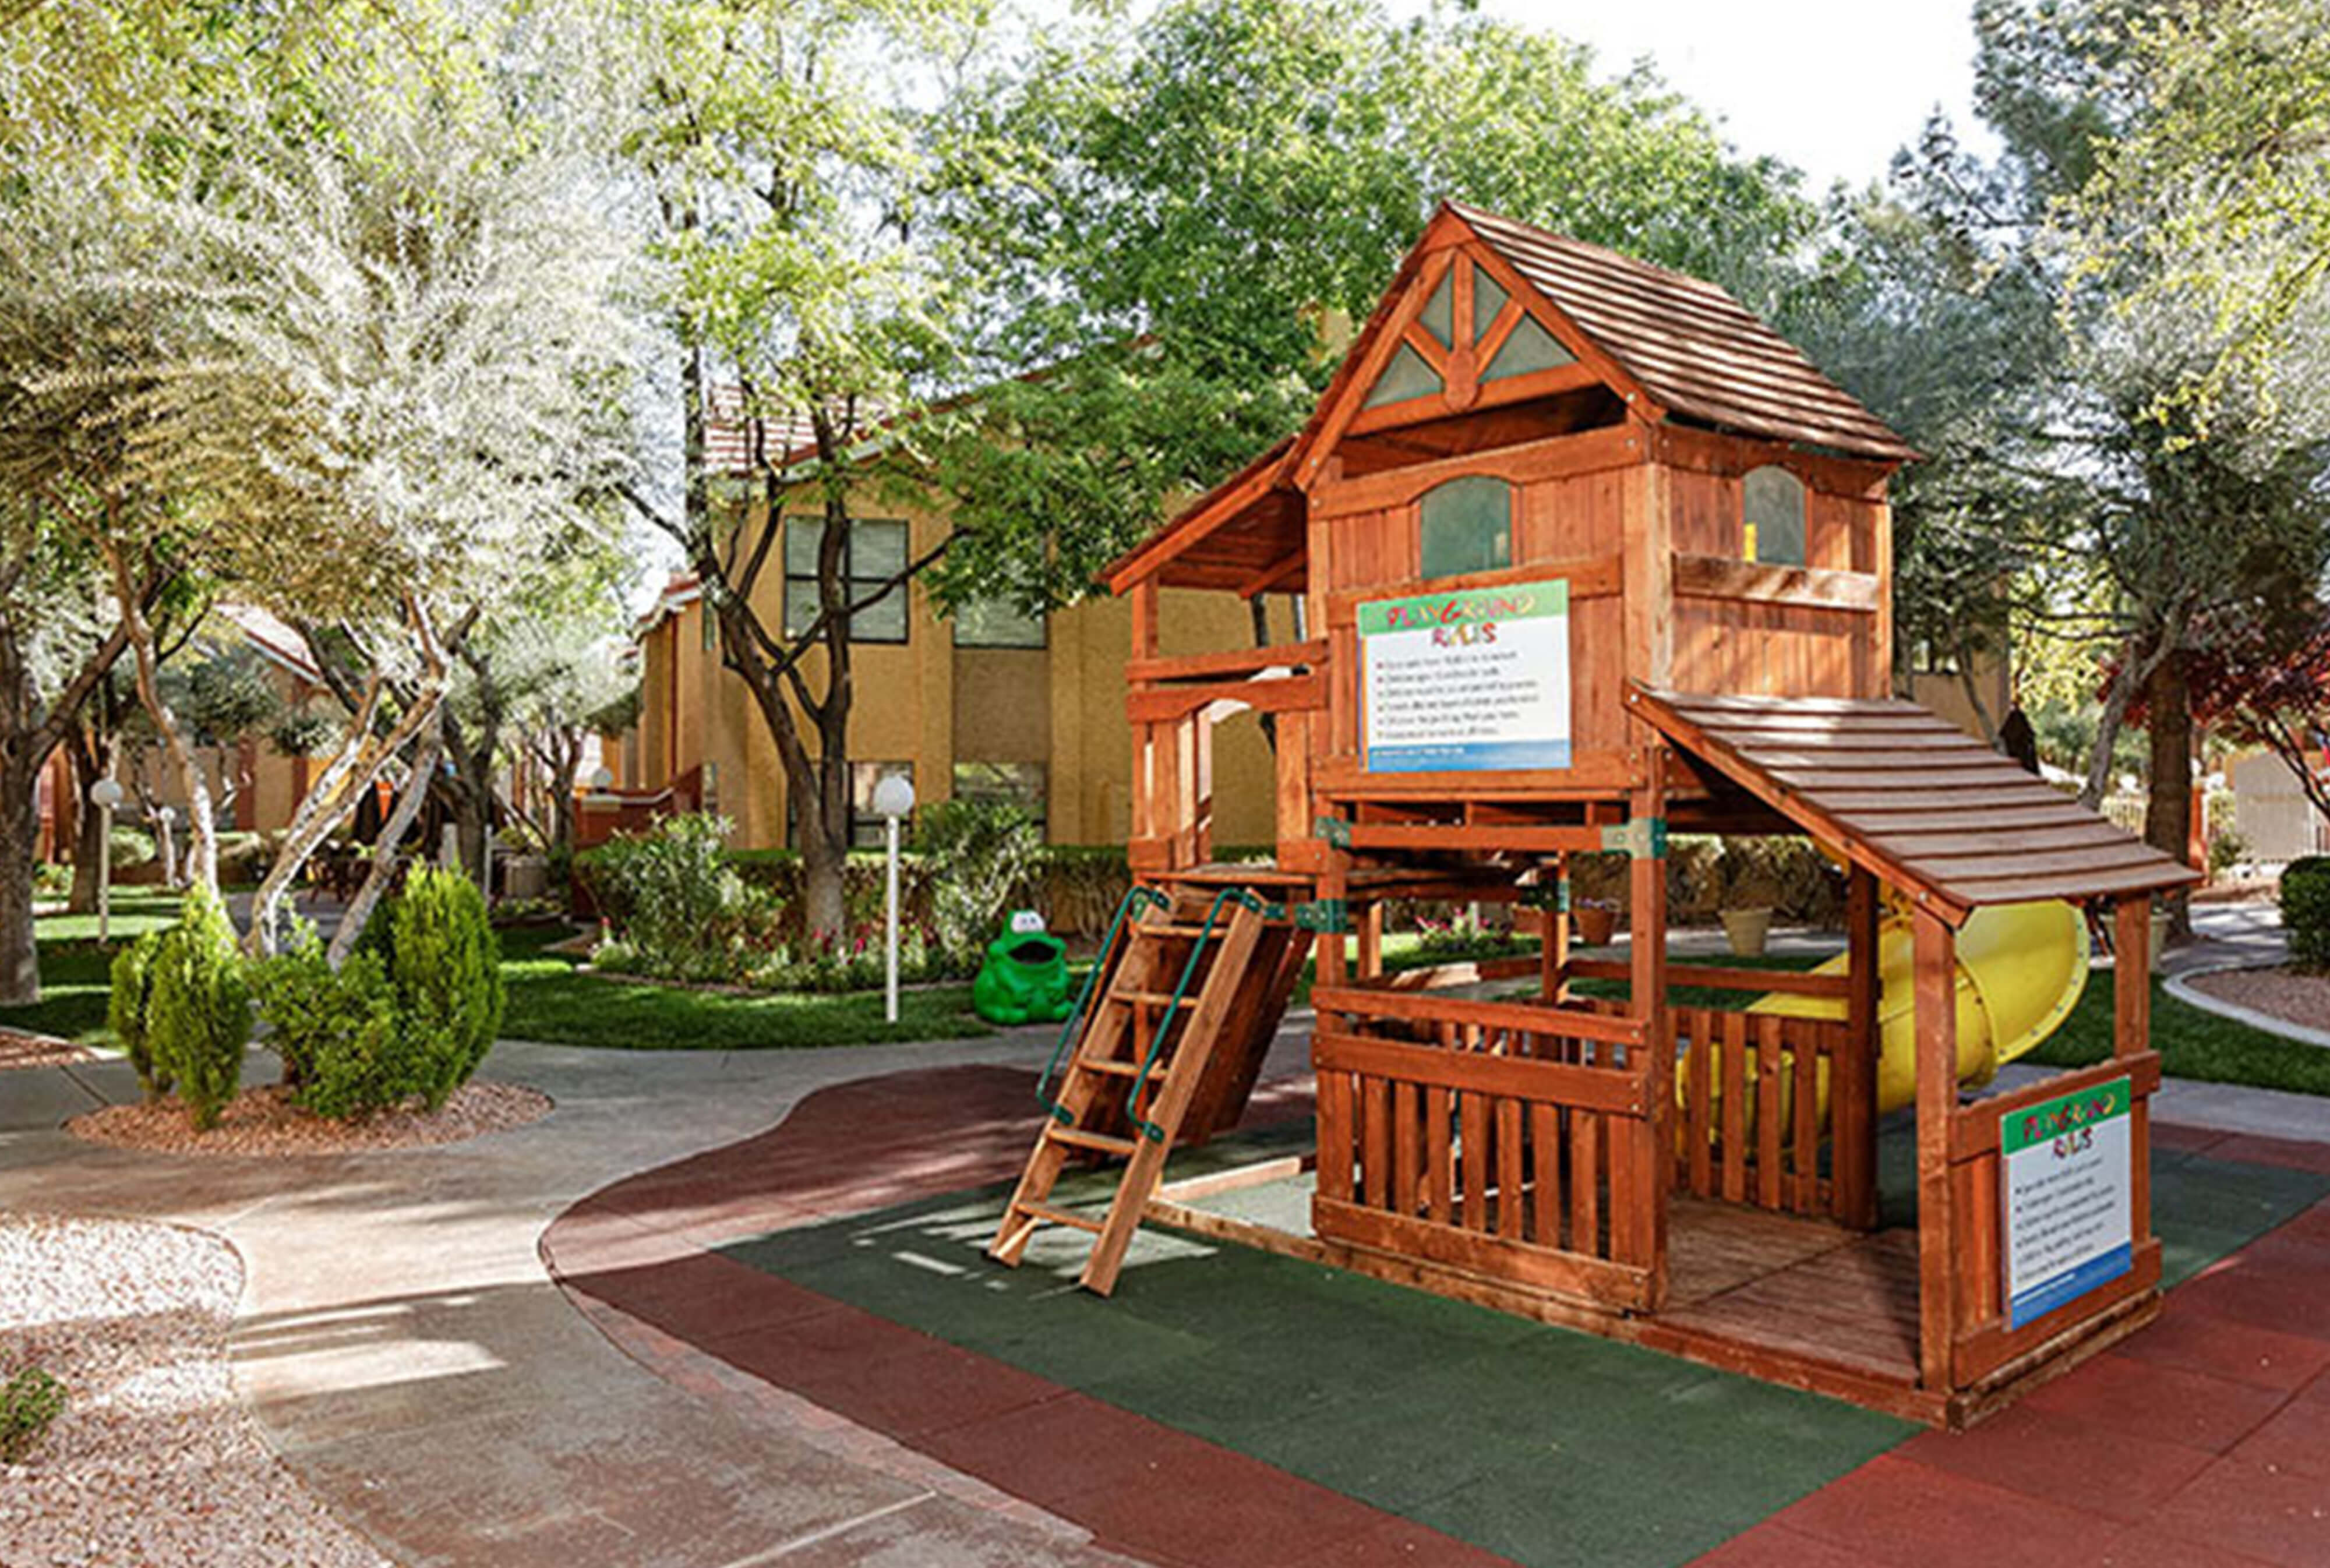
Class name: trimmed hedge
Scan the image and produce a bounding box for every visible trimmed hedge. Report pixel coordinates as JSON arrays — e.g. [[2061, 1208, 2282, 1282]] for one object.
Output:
[[2286, 856, 2330, 972]]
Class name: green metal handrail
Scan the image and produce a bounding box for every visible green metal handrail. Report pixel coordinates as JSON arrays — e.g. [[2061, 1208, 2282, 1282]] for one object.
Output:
[[1124, 885, 1280, 1142], [1036, 884, 1170, 1124]]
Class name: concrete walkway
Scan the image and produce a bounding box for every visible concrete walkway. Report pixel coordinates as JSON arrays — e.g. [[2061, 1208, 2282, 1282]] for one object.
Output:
[[0, 1029, 1156, 1567]]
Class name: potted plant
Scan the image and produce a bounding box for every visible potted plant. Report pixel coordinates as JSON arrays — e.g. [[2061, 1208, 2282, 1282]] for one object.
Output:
[[1573, 898, 1619, 947], [1721, 905, 1773, 958]]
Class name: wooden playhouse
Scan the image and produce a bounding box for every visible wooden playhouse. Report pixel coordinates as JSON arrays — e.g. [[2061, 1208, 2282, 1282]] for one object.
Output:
[[987, 203, 2198, 1427]]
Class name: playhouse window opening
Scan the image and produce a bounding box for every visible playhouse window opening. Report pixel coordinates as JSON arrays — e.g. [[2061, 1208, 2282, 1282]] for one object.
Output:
[[1418, 475, 1513, 580], [1742, 466, 1806, 567]]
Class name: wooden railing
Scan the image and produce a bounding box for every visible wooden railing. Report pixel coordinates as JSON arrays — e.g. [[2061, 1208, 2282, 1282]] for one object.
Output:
[[1310, 987, 1660, 1312], [1672, 1007, 1859, 1221], [1563, 958, 1875, 1227], [1127, 641, 1328, 874]]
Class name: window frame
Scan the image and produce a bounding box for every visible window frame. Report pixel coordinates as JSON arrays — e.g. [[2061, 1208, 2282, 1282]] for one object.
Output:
[[781, 517, 912, 645]]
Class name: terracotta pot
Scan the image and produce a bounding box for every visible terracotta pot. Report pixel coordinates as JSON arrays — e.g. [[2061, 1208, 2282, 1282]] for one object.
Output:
[[1574, 905, 1618, 947], [1721, 907, 1773, 958]]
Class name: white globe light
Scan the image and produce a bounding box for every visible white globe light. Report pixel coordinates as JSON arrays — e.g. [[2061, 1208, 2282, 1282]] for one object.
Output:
[[870, 774, 916, 820], [89, 778, 125, 810], [588, 765, 615, 790]]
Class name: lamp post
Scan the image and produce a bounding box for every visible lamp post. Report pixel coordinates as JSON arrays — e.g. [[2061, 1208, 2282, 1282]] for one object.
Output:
[[870, 774, 916, 1023], [88, 777, 123, 945]]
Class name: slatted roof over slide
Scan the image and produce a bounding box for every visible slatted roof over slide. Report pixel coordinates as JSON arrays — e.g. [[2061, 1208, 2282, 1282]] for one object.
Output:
[[1628, 688, 2200, 927]]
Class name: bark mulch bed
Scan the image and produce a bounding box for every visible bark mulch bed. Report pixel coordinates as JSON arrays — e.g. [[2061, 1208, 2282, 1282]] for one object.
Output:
[[2187, 964, 2330, 1033], [66, 1081, 553, 1157], [0, 1027, 90, 1070]]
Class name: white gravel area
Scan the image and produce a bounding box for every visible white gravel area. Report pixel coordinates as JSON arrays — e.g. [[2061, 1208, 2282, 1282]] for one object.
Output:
[[0, 1215, 391, 1568]]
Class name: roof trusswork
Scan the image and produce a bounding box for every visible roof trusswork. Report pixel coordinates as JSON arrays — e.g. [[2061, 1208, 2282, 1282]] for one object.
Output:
[[1628, 687, 2200, 926], [1453, 205, 1915, 462]]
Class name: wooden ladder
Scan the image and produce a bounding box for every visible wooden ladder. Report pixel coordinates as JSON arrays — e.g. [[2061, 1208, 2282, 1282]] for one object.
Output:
[[988, 887, 1281, 1295]]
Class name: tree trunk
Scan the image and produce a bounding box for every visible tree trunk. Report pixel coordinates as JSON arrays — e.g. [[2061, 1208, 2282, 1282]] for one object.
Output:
[[66, 728, 113, 914], [2144, 648, 2194, 937], [0, 764, 41, 1005], [329, 722, 443, 967], [105, 539, 217, 892]]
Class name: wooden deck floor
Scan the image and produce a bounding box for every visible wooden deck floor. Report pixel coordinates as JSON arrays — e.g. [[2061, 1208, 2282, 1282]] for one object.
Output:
[[1657, 1198, 1921, 1387], [1152, 1170, 1930, 1410]]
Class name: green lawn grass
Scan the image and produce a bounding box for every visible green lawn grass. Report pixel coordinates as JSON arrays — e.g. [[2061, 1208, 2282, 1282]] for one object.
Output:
[[495, 925, 993, 1050], [5, 898, 994, 1053]]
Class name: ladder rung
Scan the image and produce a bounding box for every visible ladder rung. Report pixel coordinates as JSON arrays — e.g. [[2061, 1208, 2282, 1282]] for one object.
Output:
[[1136, 921, 1215, 938], [1080, 1058, 1168, 1082], [1114, 990, 1198, 1009], [1047, 1126, 1138, 1156], [1015, 1201, 1104, 1234]]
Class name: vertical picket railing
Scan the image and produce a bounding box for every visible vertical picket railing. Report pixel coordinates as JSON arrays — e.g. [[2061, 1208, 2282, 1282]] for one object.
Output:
[[1310, 988, 1657, 1311], [1672, 1006, 1858, 1221]]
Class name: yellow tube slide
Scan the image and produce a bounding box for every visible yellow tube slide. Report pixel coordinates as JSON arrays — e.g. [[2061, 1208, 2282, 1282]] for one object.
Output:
[[1745, 900, 2091, 1115]]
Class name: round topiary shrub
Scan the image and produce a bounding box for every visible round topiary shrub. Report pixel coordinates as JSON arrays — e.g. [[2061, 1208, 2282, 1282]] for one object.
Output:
[[250, 934, 405, 1120], [143, 887, 253, 1131], [2284, 856, 2330, 972]]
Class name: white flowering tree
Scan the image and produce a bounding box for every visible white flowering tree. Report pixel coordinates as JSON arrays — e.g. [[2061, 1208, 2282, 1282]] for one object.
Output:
[[127, 54, 645, 955], [0, 142, 182, 1004]]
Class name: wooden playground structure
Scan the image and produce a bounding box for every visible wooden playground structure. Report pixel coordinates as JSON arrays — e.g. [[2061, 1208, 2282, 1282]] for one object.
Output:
[[988, 204, 2198, 1427]]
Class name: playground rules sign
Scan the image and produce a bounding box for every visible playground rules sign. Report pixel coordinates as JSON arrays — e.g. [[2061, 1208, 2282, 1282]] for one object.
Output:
[[1359, 579, 1570, 773], [2001, 1076, 2134, 1329]]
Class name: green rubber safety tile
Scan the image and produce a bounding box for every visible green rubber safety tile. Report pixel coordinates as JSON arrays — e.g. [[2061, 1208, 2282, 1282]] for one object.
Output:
[[1403, 1454, 1748, 1568]]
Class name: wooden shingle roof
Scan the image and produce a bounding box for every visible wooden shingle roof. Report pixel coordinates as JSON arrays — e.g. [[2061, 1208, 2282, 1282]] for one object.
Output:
[[1454, 205, 1914, 462], [1629, 688, 2199, 926]]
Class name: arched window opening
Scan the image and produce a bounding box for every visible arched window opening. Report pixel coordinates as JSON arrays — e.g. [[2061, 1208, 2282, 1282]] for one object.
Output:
[[1743, 465, 1806, 567], [1418, 475, 1513, 580]]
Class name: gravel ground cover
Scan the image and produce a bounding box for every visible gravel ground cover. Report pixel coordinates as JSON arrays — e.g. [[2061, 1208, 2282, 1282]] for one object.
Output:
[[2188, 964, 2330, 1033], [0, 1027, 90, 1069], [0, 1215, 389, 1567], [69, 1081, 552, 1156]]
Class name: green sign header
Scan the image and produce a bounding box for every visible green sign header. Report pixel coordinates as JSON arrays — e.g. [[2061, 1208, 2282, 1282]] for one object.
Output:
[[2000, 1076, 2131, 1156], [1357, 578, 1569, 638]]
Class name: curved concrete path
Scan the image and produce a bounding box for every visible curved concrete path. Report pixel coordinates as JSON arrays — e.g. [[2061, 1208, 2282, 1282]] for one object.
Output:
[[0, 1030, 1167, 1567]]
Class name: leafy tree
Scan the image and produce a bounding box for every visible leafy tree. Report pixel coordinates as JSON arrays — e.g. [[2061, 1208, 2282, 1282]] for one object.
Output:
[[610, 0, 987, 938], [1810, 1, 2330, 932], [2065, 0, 2330, 430], [123, 26, 641, 954], [916, 0, 1819, 616], [2184, 603, 2330, 827]]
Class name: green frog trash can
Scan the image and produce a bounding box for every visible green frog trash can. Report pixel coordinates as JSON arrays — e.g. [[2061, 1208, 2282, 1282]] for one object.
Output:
[[973, 910, 1076, 1025]]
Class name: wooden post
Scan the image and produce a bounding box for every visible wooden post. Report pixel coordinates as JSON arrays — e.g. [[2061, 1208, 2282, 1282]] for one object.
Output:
[[1912, 906, 1959, 1392], [1129, 580, 1159, 661], [2115, 893, 2155, 1249], [1630, 753, 1670, 1306], [1542, 851, 1571, 1004], [1356, 899, 1383, 980], [2113, 895, 2151, 1058], [1839, 867, 1881, 1230]]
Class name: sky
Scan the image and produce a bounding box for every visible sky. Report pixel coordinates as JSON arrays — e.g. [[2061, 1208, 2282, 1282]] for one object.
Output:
[[1447, 0, 2000, 192]]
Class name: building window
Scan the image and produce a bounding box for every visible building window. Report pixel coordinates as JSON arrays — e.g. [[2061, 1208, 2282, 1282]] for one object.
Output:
[[954, 761, 1047, 832], [790, 761, 916, 850], [1742, 465, 1806, 567], [1418, 475, 1513, 580], [782, 518, 910, 643], [952, 596, 1046, 649], [1911, 637, 1961, 677], [699, 604, 717, 652]]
